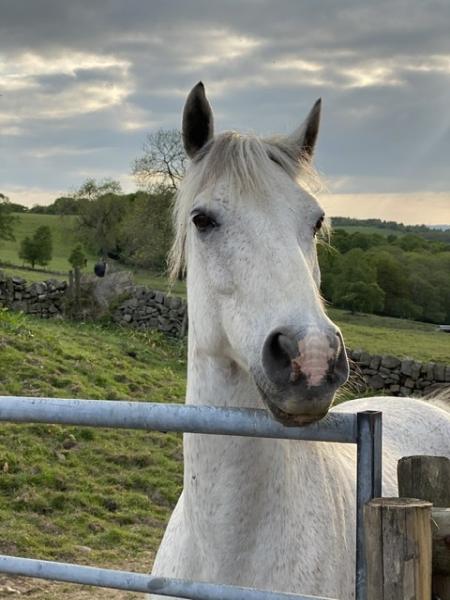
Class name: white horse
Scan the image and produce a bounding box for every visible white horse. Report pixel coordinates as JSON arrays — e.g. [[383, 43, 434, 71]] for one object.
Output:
[[150, 83, 450, 600]]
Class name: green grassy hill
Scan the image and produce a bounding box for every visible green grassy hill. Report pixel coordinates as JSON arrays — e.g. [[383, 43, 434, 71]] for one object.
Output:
[[0, 213, 97, 274], [329, 308, 450, 363], [0, 213, 187, 292], [0, 311, 185, 575]]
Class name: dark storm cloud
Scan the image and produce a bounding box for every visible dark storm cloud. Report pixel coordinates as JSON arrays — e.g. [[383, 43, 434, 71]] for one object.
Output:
[[1, 0, 450, 210]]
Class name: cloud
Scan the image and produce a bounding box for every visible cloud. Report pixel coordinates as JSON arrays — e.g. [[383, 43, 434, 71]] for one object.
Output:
[[0, 0, 449, 223], [0, 50, 132, 124]]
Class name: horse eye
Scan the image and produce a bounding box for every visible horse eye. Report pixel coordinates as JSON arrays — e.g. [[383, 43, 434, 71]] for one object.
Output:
[[314, 215, 324, 236], [192, 212, 217, 232]]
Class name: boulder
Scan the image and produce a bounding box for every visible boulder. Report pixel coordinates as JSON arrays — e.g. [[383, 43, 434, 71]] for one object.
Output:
[[92, 271, 135, 311]]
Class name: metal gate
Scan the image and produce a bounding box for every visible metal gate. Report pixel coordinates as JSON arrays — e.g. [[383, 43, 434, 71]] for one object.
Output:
[[0, 396, 382, 600]]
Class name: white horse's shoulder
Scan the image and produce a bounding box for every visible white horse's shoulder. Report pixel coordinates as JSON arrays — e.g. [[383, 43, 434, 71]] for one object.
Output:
[[333, 395, 450, 456], [333, 395, 450, 423]]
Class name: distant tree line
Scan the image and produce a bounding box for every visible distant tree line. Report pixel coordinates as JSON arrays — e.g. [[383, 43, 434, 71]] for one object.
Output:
[[331, 217, 450, 243], [319, 229, 450, 323]]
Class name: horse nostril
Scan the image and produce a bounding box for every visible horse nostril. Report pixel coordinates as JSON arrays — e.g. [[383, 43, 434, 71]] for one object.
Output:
[[263, 331, 298, 384], [277, 334, 298, 362]]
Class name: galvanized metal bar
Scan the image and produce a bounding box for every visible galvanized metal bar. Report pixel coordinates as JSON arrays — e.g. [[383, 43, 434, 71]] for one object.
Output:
[[0, 555, 336, 600], [0, 396, 357, 443], [355, 411, 382, 600]]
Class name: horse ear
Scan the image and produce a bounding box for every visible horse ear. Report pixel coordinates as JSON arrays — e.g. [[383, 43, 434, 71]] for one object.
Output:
[[182, 82, 214, 158], [288, 98, 321, 162]]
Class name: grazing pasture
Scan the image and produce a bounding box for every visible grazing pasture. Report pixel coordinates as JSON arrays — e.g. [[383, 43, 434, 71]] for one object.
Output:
[[0, 311, 185, 597], [0, 213, 96, 274]]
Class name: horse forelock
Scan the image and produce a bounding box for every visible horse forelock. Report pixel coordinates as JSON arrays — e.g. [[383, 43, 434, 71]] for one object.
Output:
[[168, 131, 323, 280]]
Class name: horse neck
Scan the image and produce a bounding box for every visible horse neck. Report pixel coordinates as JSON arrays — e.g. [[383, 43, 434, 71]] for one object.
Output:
[[183, 327, 325, 522]]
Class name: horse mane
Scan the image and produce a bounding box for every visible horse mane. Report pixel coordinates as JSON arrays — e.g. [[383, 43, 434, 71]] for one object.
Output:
[[168, 131, 323, 280]]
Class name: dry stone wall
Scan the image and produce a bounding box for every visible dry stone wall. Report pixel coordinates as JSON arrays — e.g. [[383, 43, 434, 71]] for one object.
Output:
[[0, 271, 67, 318], [347, 348, 450, 397], [112, 286, 187, 336], [0, 269, 448, 397]]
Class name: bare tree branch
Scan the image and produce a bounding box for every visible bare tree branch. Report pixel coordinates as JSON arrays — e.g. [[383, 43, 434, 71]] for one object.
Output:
[[132, 129, 186, 193]]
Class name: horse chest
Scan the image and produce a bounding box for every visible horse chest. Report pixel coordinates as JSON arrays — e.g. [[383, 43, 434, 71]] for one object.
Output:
[[180, 435, 355, 591]]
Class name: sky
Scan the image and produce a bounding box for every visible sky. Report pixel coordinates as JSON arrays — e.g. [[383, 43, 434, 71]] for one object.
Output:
[[1, 0, 450, 224]]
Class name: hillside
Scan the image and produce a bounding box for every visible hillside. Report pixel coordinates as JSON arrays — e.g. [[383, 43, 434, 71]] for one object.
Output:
[[0, 311, 186, 597], [329, 308, 450, 363], [0, 213, 184, 290], [0, 213, 97, 274]]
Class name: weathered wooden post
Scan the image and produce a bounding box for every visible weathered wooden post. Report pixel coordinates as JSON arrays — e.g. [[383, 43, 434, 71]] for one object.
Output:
[[398, 456, 450, 600], [364, 497, 432, 599]]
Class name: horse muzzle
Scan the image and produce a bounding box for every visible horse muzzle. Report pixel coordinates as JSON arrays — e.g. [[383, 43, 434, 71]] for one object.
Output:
[[255, 326, 349, 426]]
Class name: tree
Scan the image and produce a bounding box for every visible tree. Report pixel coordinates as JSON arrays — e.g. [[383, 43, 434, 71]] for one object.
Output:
[[29, 197, 81, 215], [75, 192, 132, 258], [0, 194, 17, 242], [18, 237, 34, 266], [132, 129, 186, 192], [317, 243, 340, 301], [120, 190, 173, 272], [18, 225, 53, 268], [72, 178, 122, 201], [331, 248, 385, 314], [68, 244, 87, 270], [369, 250, 411, 317], [334, 280, 385, 314]]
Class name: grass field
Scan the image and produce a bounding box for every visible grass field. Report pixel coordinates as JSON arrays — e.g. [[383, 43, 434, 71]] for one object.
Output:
[[0, 311, 186, 597], [329, 308, 450, 363], [0, 213, 98, 273]]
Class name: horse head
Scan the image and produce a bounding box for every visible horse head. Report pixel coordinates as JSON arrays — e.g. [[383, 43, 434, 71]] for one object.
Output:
[[173, 82, 349, 426]]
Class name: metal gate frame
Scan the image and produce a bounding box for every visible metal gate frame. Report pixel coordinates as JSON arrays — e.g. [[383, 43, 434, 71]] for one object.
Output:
[[0, 396, 382, 600]]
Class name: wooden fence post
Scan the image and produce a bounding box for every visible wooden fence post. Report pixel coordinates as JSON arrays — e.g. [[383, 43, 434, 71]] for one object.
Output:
[[398, 456, 450, 600], [364, 497, 432, 600]]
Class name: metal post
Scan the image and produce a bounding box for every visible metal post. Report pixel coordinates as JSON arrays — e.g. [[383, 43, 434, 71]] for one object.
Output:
[[0, 555, 336, 600], [0, 397, 357, 444], [355, 411, 382, 600]]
